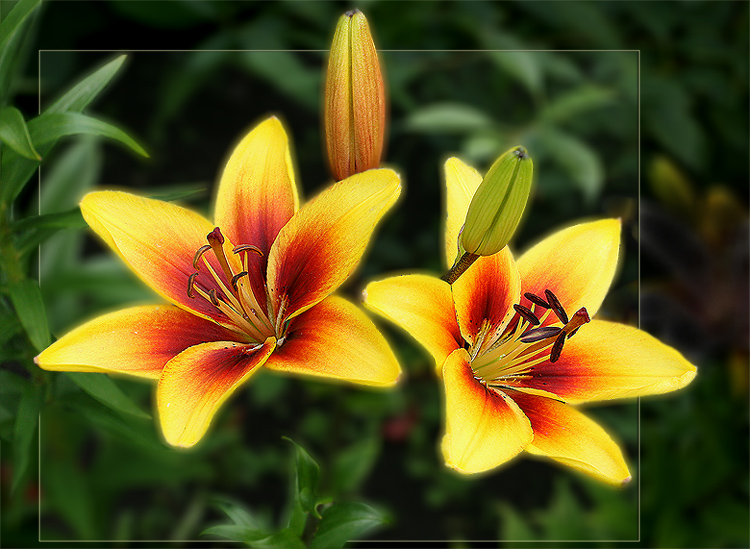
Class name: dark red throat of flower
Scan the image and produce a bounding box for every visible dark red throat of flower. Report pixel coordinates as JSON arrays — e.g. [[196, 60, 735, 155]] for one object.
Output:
[[186, 227, 275, 342]]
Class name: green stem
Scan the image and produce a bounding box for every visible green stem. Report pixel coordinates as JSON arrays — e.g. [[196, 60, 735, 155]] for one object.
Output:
[[440, 252, 479, 285]]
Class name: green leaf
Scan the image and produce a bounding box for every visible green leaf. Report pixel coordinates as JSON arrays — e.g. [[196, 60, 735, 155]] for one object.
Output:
[[535, 479, 590, 539], [12, 382, 43, 492], [480, 32, 543, 97], [39, 136, 101, 214], [28, 112, 148, 157], [333, 436, 380, 494], [405, 103, 494, 134], [0, 106, 40, 159], [311, 502, 389, 549], [8, 277, 50, 351], [0, 0, 42, 99], [239, 50, 320, 111], [248, 528, 306, 549], [147, 185, 208, 203], [66, 372, 151, 420], [64, 393, 162, 449], [497, 502, 536, 540], [0, 369, 28, 397], [201, 524, 267, 543], [487, 50, 543, 97], [0, 302, 23, 346], [539, 86, 615, 125], [202, 497, 301, 546], [538, 127, 604, 203], [283, 437, 321, 516], [1, 55, 127, 205], [45, 54, 127, 115], [44, 452, 98, 539], [212, 496, 264, 530], [13, 208, 86, 233], [1, 111, 147, 204]]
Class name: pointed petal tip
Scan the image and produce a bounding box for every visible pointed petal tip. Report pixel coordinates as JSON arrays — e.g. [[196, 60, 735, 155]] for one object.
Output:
[[622, 475, 633, 486], [254, 115, 287, 140]]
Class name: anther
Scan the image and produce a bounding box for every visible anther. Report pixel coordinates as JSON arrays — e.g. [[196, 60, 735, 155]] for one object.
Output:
[[549, 331, 566, 363], [524, 292, 550, 309], [231, 271, 249, 292], [208, 288, 219, 306], [192, 245, 212, 270], [544, 289, 569, 324], [187, 272, 199, 298], [513, 304, 540, 326], [233, 244, 263, 257], [520, 326, 562, 343]]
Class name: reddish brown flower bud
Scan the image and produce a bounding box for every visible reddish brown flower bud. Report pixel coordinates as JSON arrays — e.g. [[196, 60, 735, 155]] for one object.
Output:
[[325, 10, 386, 181]]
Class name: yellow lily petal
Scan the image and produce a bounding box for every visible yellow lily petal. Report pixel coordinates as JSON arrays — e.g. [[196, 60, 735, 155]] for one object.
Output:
[[35, 305, 239, 379], [364, 274, 462, 373], [264, 295, 400, 386], [157, 337, 276, 447], [214, 118, 299, 313], [506, 319, 697, 403], [80, 191, 241, 324], [442, 348, 533, 474], [452, 248, 520, 349], [267, 168, 400, 323], [444, 157, 483, 268], [215, 117, 299, 247], [517, 219, 620, 320], [509, 389, 631, 485]]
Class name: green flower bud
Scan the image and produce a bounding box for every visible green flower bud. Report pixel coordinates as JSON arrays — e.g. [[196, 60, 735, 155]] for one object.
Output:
[[460, 146, 533, 256]]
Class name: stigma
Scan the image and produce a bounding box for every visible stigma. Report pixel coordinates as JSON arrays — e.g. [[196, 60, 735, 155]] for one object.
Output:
[[470, 289, 590, 386], [186, 227, 278, 343]]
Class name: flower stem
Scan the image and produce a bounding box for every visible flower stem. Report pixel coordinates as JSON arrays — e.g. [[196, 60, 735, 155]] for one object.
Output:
[[440, 252, 479, 285]]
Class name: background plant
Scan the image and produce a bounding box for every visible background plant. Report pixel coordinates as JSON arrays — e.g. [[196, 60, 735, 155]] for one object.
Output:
[[1, 1, 747, 547]]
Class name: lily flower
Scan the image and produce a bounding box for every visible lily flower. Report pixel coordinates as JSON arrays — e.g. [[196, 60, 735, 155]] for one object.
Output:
[[36, 117, 401, 448], [364, 157, 696, 484]]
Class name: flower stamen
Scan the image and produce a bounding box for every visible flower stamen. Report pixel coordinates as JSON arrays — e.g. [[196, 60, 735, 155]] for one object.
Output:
[[186, 228, 276, 343], [231, 271, 249, 292], [471, 290, 591, 381], [208, 288, 219, 306], [513, 304, 540, 326], [524, 292, 550, 309], [549, 331, 566, 362], [187, 272, 199, 298], [520, 326, 562, 343], [544, 289, 568, 324], [192, 245, 212, 270]]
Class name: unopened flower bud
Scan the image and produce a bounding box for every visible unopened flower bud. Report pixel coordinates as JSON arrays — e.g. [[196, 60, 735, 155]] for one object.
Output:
[[460, 146, 533, 256], [325, 10, 386, 181]]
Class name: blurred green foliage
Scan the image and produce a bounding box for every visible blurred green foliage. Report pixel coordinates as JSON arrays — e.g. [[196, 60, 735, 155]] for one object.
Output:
[[1, 1, 747, 547]]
